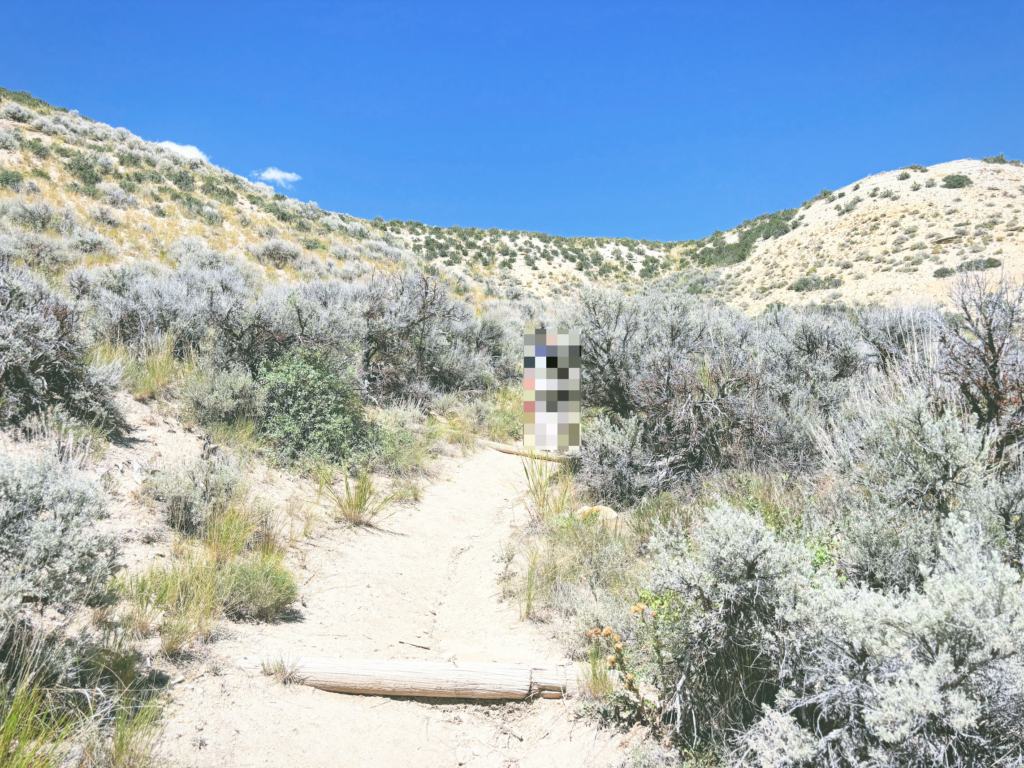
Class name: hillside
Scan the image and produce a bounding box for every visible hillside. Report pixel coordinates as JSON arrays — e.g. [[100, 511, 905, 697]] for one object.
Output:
[[0, 87, 683, 304], [3, 86, 1020, 310], [708, 157, 1024, 310]]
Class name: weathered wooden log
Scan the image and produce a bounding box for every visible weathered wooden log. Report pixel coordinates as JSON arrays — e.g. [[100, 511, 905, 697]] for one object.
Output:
[[237, 657, 578, 700], [478, 440, 567, 463]]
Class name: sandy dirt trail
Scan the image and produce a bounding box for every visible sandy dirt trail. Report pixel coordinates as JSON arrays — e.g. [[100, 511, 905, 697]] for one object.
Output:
[[157, 446, 623, 767]]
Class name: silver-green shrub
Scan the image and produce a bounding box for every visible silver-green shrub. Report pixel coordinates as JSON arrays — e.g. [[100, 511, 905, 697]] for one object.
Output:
[[739, 519, 1024, 767], [821, 385, 992, 590], [183, 365, 264, 427], [575, 416, 669, 506], [144, 458, 240, 534], [248, 238, 302, 267], [652, 505, 810, 748], [0, 266, 123, 429], [0, 456, 116, 611]]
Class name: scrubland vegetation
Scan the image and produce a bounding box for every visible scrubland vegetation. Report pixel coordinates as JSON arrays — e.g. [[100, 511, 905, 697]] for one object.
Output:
[[506, 277, 1024, 766], [3, 85, 1024, 767], [0, 87, 529, 765]]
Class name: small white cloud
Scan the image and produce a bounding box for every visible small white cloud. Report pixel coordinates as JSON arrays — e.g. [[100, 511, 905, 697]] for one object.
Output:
[[155, 141, 208, 162], [255, 167, 302, 188]]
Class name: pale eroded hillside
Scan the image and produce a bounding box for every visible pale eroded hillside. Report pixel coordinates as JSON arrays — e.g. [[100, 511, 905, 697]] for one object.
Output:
[[710, 158, 1024, 310]]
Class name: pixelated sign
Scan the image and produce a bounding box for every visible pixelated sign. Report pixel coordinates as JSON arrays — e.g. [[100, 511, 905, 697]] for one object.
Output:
[[524, 326, 580, 452]]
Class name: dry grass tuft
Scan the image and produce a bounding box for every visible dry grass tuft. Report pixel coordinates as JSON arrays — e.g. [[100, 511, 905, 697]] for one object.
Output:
[[318, 465, 395, 526]]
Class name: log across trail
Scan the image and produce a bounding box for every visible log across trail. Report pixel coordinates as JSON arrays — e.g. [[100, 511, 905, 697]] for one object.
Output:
[[478, 439, 566, 462], [238, 657, 579, 700]]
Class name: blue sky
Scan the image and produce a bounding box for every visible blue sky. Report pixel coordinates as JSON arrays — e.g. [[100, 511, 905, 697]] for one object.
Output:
[[4, 1, 1022, 241]]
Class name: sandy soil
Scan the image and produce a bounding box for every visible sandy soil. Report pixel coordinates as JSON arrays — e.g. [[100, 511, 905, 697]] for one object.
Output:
[[152, 445, 624, 768]]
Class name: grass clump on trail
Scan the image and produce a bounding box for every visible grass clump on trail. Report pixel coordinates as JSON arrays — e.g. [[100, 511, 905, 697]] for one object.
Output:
[[317, 465, 396, 527]]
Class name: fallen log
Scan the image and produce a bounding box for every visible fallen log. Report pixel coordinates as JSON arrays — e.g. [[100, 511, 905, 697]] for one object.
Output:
[[237, 657, 578, 700], [478, 440, 567, 463]]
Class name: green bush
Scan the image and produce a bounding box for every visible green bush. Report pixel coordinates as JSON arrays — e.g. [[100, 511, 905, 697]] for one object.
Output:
[[934, 266, 955, 278], [957, 257, 1002, 272], [788, 275, 841, 292], [23, 138, 50, 159], [199, 179, 237, 204], [247, 238, 302, 267], [693, 209, 798, 267], [260, 347, 367, 463], [170, 170, 195, 191], [982, 153, 1021, 165], [0, 169, 23, 191], [0, 457, 116, 611], [943, 173, 973, 189], [66, 154, 102, 186]]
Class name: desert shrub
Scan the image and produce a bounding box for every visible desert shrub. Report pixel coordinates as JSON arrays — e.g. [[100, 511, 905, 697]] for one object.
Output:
[[940, 275, 1024, 461], [361, 270, 509, 400], [788, 274, 841, 292], [934, 266, 955, 278], [760, 306, 862, 417], [87, 251, 249, 357], [0, 456, 116, 610], [0, 233, 72, 271], [957, 256, 1002, 272], [651, 504, 809, 748], [821, 386, 991, 590], [66, 153, 102, 186], [96, 181, 137, 209], [169, 169, 194, 191], [182, 364, 264, 428], [568, 290, 837, 501], [942, 173, 973, 189], [259, 346, 367, 463], [575, 416, 670, 507], [67, 232, 111, 255], [248, 238, 302, 268], [0, 266, 123, 430], [570, 288, 644, 417], [144, 458, 241, 535], [0, 128, 19, 150], [200, 178, 237, 205], [692, 209, 798, 267], [0, 199, 71, 233], [854, 304, 938, 372], [739, 520, 1024, 768], [0, 168, 23, 191], [641, 307, 813, 478], [89, 205, 121, 227], [0, 102, 32, 123]]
